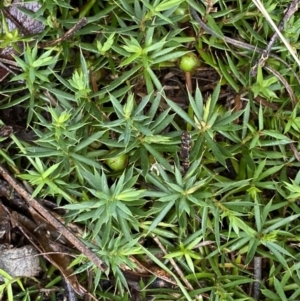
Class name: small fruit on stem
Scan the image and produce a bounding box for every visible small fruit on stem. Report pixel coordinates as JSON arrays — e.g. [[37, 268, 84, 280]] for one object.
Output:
[[179, 53, 200, 93], [179, 53, 200, 72]]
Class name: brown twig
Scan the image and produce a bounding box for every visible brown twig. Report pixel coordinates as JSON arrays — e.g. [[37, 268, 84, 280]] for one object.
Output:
[[9, 209, 86, 296], [152, 235, 194, 291], [0, 164, 108, 272], [38, 18, 87, 48], [264, 65, 296, 108], [254, 96, 279, 110], [0, 60, 18, 79]]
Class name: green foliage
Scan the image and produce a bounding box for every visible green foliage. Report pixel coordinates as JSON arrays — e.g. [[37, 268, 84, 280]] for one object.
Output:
[[64, 167, 146, 241], [0, 270, 25, 301], [1, 0, 300, 300]]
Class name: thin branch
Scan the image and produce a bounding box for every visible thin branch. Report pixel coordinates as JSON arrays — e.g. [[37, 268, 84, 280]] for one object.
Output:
[[152, 235, 194, 291], [0, 164, 107, 272], [251, 0, 300, 69], [38, 18, 87, 48], [251, 0, 300, 75]]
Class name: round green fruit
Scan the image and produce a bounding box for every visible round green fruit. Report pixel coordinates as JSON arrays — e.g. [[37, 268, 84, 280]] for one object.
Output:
[[179, 53, 200, 72], [105, 153, 128, 171], [174, 3, 190, 23]]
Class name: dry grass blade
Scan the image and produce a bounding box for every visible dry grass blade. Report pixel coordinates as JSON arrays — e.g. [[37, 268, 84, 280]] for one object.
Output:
[[251, 0, 300, 75], [252, 0, 300, 68]]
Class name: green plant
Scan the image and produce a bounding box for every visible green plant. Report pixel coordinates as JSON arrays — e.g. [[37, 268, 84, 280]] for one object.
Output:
[[0, 270, 25, 301], [11, 45, 58, 123], [63, 167, 146, 242], [1, 0, 300, 300]]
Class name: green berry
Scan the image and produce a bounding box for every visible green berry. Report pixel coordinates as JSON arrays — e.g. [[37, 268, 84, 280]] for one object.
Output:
[[179, 53, 200, 72], [174, 3, 190, 23], [105, 153, 128, 171]]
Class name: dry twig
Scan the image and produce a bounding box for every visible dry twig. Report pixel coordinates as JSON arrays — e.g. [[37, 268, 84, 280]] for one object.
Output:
[[0, 164, 108, 272], [152, 235, 194, 291], [251, 0, 300, 76]]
